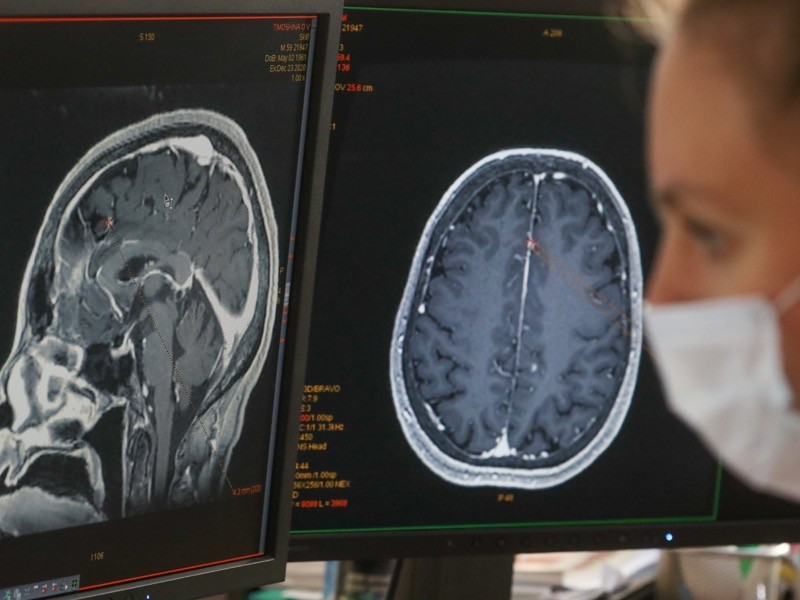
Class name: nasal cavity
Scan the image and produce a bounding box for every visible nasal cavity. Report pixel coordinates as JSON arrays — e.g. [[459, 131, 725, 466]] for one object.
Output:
[[0, 400, 11, 429]]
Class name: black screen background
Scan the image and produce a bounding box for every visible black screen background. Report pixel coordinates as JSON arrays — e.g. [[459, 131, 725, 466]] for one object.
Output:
[[0, 17, 313, 590], [292, 9, 800, 536]]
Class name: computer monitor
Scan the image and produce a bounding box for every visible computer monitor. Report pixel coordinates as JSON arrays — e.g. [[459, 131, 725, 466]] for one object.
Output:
[[289, 0, 800, 562], [0, 1, 341, 598]]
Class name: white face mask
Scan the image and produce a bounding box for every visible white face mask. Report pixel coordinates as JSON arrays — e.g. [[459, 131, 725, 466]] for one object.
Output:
[[645, 278, 800, 501]]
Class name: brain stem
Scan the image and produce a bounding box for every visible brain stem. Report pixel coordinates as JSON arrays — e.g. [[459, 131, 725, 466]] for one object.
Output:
[[142, 301, 177, 506]]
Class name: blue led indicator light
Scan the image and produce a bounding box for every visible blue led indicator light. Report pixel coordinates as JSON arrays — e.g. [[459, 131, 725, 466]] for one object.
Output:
[[665, 533, 674, 542]]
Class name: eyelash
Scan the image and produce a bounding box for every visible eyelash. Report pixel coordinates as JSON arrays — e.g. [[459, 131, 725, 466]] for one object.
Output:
[[685, 219, 729, 259]]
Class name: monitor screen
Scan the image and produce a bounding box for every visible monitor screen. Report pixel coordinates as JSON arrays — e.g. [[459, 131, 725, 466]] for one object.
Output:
[[0, 1, 340, 597], [289, 1, 800, 560]]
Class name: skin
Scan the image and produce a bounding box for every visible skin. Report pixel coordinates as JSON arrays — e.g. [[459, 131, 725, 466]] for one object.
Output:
[[647, 28, 800, 404]]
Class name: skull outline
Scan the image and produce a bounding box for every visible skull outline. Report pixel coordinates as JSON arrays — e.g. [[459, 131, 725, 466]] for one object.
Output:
[[0, 109, 278, 535]]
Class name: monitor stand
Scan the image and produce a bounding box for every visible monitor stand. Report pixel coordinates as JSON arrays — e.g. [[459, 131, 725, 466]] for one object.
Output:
[[388, 554, 515, 600]]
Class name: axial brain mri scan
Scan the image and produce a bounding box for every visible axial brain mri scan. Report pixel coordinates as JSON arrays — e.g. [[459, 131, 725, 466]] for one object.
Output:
[[391, 149, 643, 490], [0, 109, 278, 536]]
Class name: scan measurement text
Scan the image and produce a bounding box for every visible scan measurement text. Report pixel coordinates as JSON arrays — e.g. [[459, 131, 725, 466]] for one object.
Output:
[[331, 15, 376, 96], [292, 383, 352, 510]]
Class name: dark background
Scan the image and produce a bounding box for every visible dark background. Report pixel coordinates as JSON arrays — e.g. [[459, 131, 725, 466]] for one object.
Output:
[[0, 17, 313, 590], [291, 8, 800, 535]]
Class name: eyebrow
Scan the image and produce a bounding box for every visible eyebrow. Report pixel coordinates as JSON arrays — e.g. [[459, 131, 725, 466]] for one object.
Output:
[[651, 184, 748, 230], [651, 187, 676, 210], [652, 184, 731, 212], [650, 186, 691, 215]]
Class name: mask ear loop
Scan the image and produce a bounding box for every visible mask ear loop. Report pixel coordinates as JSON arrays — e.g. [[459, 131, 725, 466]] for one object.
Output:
[[775, 277, 800, 316]]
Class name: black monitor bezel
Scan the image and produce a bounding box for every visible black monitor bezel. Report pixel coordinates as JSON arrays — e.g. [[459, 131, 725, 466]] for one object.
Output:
[[288, 0, 800, 562], [0, 0, 342, 597]]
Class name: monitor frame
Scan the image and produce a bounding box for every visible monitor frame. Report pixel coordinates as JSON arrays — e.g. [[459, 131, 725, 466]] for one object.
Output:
[[288, 0, 800, 562], [0, 0, 342, 597]]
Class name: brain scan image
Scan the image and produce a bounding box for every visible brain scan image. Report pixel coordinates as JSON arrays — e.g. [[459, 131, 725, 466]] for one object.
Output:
[[391, 149, 643, 489], [0, 109, 278, 535]]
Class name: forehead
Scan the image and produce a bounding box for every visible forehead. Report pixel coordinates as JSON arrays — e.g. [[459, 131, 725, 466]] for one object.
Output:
[[648, 34, 759, 207]]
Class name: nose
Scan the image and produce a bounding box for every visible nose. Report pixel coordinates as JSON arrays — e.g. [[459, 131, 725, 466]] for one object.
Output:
[[1, 352, 35, 433], [0, 387, 9, 430], [646, 227, 695, 305]]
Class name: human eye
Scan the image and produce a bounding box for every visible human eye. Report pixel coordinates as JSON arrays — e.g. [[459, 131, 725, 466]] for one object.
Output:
[[684, 217, 731, 260]]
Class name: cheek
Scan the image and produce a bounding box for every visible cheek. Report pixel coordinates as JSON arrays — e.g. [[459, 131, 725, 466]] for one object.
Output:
[[688, 239, 758, 299], [718, 225, 792, 298], [648, 223, 752, 302], [752, 211, 800, 292]]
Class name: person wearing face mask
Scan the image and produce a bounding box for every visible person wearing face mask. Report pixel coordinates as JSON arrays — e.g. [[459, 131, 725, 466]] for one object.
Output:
[[639, 0, 800, 502]]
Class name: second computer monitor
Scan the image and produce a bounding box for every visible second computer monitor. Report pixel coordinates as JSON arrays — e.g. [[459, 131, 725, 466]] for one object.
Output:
[[289, 0, 800, 560]]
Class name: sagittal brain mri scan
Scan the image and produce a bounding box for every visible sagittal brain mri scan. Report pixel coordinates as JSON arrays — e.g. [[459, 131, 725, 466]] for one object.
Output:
[[391, 149, 643, 490], [0, 109, 278, 536]]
